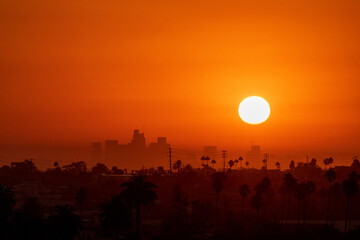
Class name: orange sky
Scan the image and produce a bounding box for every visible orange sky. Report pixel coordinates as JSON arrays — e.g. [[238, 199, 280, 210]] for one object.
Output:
[[1, 0, 359, 168]]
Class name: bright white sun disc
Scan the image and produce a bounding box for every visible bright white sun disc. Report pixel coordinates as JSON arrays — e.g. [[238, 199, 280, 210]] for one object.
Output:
[[238, 96, 270, 124]]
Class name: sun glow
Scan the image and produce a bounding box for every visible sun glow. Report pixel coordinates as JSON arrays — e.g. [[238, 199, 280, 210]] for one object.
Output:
[[238, 96, 270, 124]]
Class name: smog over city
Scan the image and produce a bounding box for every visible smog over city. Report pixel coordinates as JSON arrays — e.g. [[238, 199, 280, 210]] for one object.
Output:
[[1, 1, 360, 240]]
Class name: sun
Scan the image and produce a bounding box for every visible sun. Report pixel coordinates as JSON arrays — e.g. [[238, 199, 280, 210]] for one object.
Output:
[[238, 96, 270, 124]]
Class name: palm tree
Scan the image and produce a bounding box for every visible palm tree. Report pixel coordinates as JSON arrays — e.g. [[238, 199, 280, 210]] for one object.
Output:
[[262, 158, 267, 170], [200, 156, 206, 166], [323, 157, 333, 170], [325, 168, 336, 225], [250, 194, 264, 220], [99, 194, 133, 239], [228, 160, 234, 169], [211, 160, 216, 168], [234, 159, 239, 168], [342, 172, 359, 232], [173, 160, 182, 173], [205, 156, 210, 166], [120, 175, 158, 236], [211, 172, 226, 209], [239, 156, 243, 169], [254, 177, 272, 219], [289, 160, 295, 171], [294, 181, 315, 225], [47, 205, 81, 240], [282, 173, 297, 223], [239, 184, 251, 217], [330, 182, 341, 225], [0, 184, 15, 224], [275, 162, 280, 171]]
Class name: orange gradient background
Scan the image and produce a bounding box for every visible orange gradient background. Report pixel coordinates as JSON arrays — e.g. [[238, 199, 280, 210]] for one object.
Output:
[[1, 0, 359, 168]]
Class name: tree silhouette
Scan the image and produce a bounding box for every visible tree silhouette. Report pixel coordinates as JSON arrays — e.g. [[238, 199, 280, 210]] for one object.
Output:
[[323, 157, 334, 170], [0, 184, 15, 225], [245, 161, 249, 168], [75, 187, 87, 217], [275, 162, 280, 171], [211, 160, 216, 168], [325, 168, 336, 225], [234, 159, 239, 168], [254, 177, 273, 219], [342, 171, 359, 232], [250, 194, 264, 220], [239, 184, 251, 217], [289, 160, 295, 171], [120, 175, 157, 236], [351, 157, 360, 169], [173, 160, 182, 173], [12, 197, 44, 240], [282, 173, 297, 224], [228, 160, 234, 169], [330, 182, 341, 225], [91, 163, 109, 175], [99, 194, 133, 239], [294, 181, 315, 225], [47, 205, 81, 240], [239, 156, 243, 169], [211, 172, 226, 209]]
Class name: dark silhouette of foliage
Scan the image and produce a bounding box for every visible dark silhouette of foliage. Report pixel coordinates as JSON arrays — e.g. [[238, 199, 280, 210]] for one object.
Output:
[[120, 174, 157, 236], [239, 184, 250, 217], [342, 171, 359, 232], [0, 184, 15, 224], [91, 163, 109, 175], [75, 187, 87, 217], [211, 172, 226, 208], [12, 197, 44, 240], [46, 205, 81, 240], [325, 168, 336, 225], [99, 194, 133, 239]]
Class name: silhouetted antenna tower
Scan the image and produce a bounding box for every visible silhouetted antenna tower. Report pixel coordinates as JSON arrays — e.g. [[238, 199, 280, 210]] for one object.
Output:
[[221, 150, 227, 172]]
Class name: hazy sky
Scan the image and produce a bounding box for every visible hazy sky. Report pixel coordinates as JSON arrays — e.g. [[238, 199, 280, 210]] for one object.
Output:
[[1, 0, 359, 167]]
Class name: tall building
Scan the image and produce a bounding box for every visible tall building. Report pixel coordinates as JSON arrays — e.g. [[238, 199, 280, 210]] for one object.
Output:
[[101, 130, 170, 169], [129, 129, 146, 152], [92, 142, 102, 162], [245, 145, 262, 165], [105, 140, 119, 162]]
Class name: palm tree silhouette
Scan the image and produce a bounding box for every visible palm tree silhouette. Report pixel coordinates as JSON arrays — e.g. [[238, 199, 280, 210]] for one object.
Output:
[[275, 162, 280, 171], [342, 171, 359, 232], [294, 181, 315, 225], [173, 160, 182, 173], [330, 182, 341, 225], [239, 156, 243, 169], [120, 175, 158, 237], [325, 168, 336, 225], [234, 159, 239, 168], [211, 172, 226, 209], [239, 184, 251, 217], [211, 159, 216, 168], [99, 194, 133, 239], [47, 205, 81, 240], [323, 157, 334, 170], [228, 160, 234, 169], [282, 173, 297, 224], [289, 160, 295, 171]]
